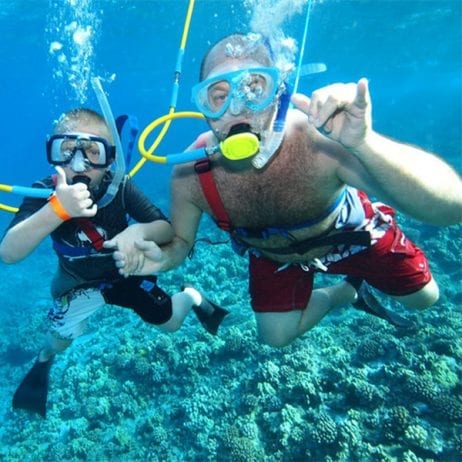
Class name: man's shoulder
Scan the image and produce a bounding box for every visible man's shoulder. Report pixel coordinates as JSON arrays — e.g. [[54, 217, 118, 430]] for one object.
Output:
[[172, 161, 197, 179], [286, 107, 309, 130]]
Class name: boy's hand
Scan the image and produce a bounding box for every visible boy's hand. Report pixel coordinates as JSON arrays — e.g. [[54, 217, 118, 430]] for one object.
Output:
[[103, 224, 160, 276], [55, 166, 97, 217]]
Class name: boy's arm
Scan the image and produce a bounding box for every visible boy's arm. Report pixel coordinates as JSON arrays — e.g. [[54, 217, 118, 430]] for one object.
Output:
[[104, 220, 174, 255], [0, 203, 64, 263], [0, 166, 96, 263]]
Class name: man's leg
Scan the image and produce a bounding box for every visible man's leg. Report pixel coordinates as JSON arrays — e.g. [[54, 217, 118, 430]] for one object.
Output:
[[255, 280, 357, 347], [391, 276, 439, 309]]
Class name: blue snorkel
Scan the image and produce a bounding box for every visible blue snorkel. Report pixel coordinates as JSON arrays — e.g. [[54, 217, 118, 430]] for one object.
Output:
[[251, 83, 291, 169], [91, 76, 126, 207]]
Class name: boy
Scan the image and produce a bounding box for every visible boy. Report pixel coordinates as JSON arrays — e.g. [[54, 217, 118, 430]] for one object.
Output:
[[0, 108, 228, 417]]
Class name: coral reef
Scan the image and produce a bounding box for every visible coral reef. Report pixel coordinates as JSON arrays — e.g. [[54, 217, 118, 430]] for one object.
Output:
[[0, 214, 460, 461]]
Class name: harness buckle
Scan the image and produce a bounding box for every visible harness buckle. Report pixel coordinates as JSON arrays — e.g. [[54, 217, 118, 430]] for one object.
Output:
[[194, 159, 212, 174], [216, 220, 232, 232]]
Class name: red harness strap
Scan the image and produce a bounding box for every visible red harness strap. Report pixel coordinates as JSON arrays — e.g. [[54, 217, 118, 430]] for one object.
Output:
[[75, 218, 105, 251], [194, 159, 233, 232]]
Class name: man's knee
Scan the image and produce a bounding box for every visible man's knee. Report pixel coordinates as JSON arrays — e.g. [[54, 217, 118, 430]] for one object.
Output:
[[255, 311, 303, 348], [258, 330, 294, 348], [392, 277, 439, 310]]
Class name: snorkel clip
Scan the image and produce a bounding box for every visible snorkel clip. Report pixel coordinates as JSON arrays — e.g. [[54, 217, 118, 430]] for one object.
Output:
[[251, 85, 291, 169]]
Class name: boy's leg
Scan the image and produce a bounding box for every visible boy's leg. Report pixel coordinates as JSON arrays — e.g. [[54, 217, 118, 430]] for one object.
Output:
[[13, 287, 105, 417], [39, 333, 72, 362], [103, 276, 228, 334], [159, 291, 192, 332]]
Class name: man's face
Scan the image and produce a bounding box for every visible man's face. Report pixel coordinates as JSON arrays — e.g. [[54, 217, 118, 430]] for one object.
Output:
[[195, 59, 279, 141]]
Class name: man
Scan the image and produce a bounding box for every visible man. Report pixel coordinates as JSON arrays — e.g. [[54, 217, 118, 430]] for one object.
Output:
[[109, 33, 462, 347]]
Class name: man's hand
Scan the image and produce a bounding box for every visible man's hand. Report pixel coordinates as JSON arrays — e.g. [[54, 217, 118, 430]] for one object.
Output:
[[54, 166, 97, 217], [291, 78, 372, 149]]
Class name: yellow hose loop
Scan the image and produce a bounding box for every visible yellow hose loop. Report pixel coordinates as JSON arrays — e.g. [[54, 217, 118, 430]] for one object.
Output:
[[136, 111, 205, 164], [0, 185, 18, 212]]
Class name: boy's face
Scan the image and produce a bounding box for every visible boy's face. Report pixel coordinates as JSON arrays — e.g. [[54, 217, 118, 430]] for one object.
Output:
[[59, 120, 113, 187]]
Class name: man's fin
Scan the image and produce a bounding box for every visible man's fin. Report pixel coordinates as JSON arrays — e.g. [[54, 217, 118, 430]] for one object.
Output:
[[192, 296, 230, 335], [346, 276, 414, 328], [12, 358, 52, 417]]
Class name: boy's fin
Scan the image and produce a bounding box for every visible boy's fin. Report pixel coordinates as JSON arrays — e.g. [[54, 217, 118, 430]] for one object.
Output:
[[192, 301, 230, 335], [346, 276, 414, 328], [12, 358, 52, 417], [185, 286, 230, 335]]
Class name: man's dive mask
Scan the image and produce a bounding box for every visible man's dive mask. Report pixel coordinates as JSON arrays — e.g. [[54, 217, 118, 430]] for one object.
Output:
[[46, 133, 116, 170], [191, 67, 280, 119]]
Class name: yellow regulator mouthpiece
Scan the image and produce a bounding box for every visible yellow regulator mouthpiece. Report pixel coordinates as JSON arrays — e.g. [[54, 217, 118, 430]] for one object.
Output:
[[220, 132, 260, 161]]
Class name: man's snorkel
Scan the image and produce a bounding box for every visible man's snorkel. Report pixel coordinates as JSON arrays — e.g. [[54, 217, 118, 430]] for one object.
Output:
[[90, 77, 125, 207], [219, 123, 260, 161], [219, 83, 291, 168]]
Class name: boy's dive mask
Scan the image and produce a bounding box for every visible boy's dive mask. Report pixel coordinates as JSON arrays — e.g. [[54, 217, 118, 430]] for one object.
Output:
[[46, 133, 116, 171], [192, 67, 280, 119]]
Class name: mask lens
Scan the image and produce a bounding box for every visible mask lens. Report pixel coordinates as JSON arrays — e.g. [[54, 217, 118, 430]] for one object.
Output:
[[236, 72, 272, 107], [204, 80, 231, 116], [192, 67, 280, 118], [47, 134, 110, 167], [193, 78, 231, 118], [76, 138, 107, 166]]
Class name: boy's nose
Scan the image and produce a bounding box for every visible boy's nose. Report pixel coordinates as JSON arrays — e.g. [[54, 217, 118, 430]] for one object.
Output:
[[69, 150, 89, 172]]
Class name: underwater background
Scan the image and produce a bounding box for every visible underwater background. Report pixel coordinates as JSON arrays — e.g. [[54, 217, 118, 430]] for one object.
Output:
[[0, 0, 461, 460]]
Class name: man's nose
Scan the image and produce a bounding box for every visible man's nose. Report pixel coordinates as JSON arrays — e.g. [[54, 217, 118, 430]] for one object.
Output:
[[228, 94, 246, 116]]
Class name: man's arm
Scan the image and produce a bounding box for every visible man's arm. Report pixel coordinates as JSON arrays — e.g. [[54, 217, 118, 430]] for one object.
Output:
[[110, 165, 203, 276], [292, 79, 462, 226], [347, 131, 462, 225]]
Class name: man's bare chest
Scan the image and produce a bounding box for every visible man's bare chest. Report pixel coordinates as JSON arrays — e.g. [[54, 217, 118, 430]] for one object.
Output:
[[196, 157, 339, 229]]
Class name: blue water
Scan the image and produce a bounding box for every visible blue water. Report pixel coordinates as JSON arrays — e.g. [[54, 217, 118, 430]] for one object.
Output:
[[0, 1, 461, 460]]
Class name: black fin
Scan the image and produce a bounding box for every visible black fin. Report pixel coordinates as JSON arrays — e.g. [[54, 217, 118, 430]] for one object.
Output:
[[192, 297, 230, 335], [345, 276, 413, 328], [353, 283, 414, 329], [12, 358, 53, 417]]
